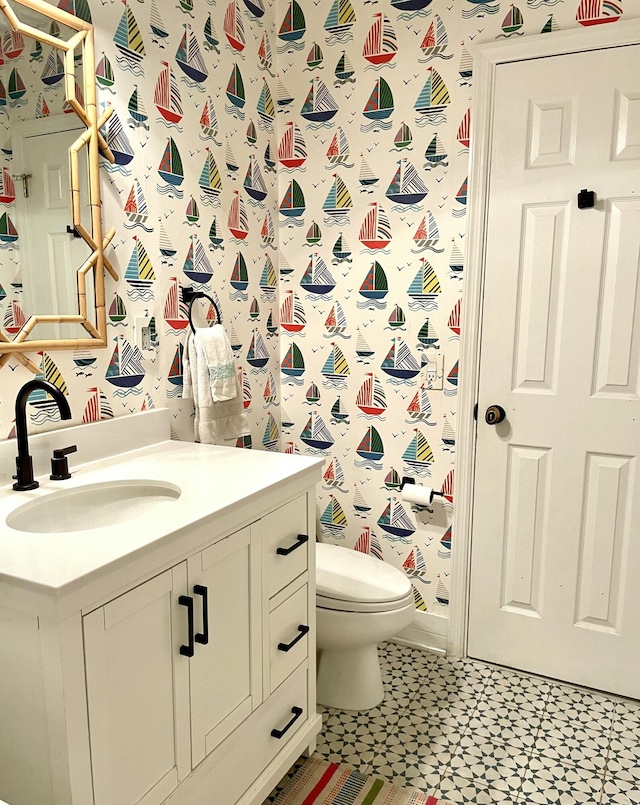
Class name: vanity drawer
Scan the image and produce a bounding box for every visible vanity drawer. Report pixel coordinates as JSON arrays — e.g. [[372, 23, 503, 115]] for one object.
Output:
[[262, 496, 308, 597], [269, 584, 309, 694], [200, 662, 309, 805]]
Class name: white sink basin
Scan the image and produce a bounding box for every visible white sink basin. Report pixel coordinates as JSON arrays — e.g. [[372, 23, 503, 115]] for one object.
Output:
[[6, 480, 181, 533]]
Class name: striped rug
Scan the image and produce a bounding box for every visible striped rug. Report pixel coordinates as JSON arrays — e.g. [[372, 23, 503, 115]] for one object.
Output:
[[272, 757, 450, 805]]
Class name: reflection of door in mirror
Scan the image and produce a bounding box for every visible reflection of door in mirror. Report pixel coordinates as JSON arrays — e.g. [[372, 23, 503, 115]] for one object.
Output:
[[13, 115, 91, 341]]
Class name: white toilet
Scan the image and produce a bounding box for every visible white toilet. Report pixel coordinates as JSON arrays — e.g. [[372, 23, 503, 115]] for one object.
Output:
[[315, 542, 414, 711]]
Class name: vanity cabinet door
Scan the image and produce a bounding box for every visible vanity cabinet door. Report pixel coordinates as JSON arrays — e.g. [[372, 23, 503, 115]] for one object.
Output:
[[188, 524, 262, 768], [83, 565, 191, 805]]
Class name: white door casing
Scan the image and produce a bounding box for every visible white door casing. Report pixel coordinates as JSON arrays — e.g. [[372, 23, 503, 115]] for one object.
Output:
[[451, 21, 640, 698]]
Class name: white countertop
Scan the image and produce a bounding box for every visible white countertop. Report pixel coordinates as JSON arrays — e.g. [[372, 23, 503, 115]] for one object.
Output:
[[0, 440, 322, 595]]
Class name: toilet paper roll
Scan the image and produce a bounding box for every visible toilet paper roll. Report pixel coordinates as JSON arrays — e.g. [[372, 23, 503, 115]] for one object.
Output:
[[400, 484, 434, 507]]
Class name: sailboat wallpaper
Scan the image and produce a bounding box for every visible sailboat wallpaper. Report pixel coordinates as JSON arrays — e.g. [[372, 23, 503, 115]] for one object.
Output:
[[0, 0, 635, 621]]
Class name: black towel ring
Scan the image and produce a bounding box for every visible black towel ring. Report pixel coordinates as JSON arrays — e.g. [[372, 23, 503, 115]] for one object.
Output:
[[182, 287, 222, 334]]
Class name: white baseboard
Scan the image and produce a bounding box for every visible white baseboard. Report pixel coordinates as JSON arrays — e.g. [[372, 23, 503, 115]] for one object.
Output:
[[394, 610, 448, 655]]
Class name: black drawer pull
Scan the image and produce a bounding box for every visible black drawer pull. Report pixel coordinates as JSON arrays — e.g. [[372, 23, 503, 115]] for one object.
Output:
[[276, 533, 309, 556], [278, 624, 310, 652], [271, 706, 303, 739], [179, 595, 195, 657], [194, 585, 209, 645]]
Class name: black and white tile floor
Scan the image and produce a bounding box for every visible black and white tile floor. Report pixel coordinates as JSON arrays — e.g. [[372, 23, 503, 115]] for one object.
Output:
[[266, 643, 640, 805]]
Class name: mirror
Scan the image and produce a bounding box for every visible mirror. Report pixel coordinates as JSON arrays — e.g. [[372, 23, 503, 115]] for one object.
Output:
[[0, 0, 114, 371]]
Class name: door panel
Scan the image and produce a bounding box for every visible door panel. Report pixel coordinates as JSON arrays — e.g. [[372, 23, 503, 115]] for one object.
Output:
[[188, 525, 262, 766], [469, 45, 640, 698], [84, 565, 190, 805]]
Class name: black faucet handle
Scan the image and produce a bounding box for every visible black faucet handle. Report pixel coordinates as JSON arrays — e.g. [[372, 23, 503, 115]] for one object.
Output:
[[50, 445, 77, 481], [53, 445, 77, 459]]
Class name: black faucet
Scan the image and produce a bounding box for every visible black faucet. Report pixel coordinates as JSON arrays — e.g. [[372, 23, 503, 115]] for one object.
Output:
[[13, 380, 72, 491]]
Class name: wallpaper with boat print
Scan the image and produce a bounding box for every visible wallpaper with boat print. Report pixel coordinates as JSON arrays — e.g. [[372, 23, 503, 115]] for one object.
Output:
[[0, 0, 282, 447], [272, 0, 636, 616], [0, 0, 636, 621]]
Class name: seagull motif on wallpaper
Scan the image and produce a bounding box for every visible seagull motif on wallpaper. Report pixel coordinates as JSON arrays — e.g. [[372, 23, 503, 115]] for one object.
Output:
[[8, 363, 18, 371]]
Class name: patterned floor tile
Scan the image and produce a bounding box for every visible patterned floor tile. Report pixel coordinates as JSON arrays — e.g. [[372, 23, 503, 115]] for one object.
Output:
[[481, 683, 547, 715], [448, 734, 529, 793], [607, 759, 640, 786], [366, 748, 442, 792], [315, 710, 378, 769], [532, 725, 609, 773], [272, 643, 639, 805], [546, 684, 615, 727], [601, 778, 640, 804], [467, 699, 541, 750], [413, 683, 480, 712], [610, 735, 640, 766], [521, 756, 605, 804], [613, 701, 640, 735], [488, 669, 552, 699], [379, 642, 434, 679], [406, 697, 477, 731], [383, 712, 464, 772], [424, 657, 492, 693], [381, 666, 423, 708], [436, 773, 519, 804]]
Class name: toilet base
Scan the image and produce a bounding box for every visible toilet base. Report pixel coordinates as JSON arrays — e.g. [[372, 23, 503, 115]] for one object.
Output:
[[317, 644, 384, 711]]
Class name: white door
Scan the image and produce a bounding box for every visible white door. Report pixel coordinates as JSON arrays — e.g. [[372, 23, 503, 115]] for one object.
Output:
[[13, 115, 89, 340], [83, 566, 191, 805], [469, 45, 640, 698], [188, 524, 262, 767]]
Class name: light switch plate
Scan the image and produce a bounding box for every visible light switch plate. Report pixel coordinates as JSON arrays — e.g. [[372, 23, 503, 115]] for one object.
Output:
[[421, 353, 444, 390], [134, 316, 151, 350]]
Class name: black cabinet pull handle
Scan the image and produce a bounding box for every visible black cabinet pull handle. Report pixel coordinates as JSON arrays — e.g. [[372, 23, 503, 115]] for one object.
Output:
[[194, 585, 209, 645], [278, 624, 310, 652], [276, 534, 309, 556], [271, 706, 303, 739], [179, 595, 195, 657]]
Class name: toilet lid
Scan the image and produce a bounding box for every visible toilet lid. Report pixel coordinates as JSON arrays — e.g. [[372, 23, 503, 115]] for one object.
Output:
[[316, 542, 412, 604]]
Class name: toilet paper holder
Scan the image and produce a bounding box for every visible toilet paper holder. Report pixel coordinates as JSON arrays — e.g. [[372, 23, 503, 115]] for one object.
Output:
[[400, 476, 444, 512]]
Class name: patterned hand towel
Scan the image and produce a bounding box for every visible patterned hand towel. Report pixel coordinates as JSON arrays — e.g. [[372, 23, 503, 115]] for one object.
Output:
[[195, 324, 237, 402], [183, 328, 250, 445]]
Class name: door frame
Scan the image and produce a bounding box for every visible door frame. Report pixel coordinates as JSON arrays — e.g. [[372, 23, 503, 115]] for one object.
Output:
[[449, 19, 640, 659]]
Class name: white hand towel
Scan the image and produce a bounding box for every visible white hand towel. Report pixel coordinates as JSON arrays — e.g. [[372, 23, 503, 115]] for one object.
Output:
[[183, 326, 250, 446], [194, 324, 237, 402]]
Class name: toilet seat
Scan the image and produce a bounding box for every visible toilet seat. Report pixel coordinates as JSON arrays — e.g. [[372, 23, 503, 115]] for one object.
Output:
[[316, 590, 414, 613], [316, 542, 412, 612]]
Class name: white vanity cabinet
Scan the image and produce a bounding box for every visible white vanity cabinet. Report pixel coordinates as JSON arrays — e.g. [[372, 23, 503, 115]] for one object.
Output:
[[0, 435, 322, 805], [83, 524, 261, 805]]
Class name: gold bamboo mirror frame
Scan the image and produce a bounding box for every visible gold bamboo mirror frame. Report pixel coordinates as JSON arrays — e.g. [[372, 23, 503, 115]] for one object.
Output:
[[0, 0, 117, 373]]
